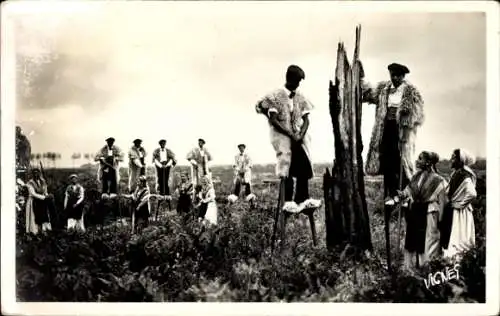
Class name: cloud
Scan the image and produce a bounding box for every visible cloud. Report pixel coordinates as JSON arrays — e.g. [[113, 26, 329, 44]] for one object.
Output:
[[11, 6, 486, 167]]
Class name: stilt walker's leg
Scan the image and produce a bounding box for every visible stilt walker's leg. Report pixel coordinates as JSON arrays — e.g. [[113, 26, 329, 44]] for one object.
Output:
[[396, 162, 404, 264], [271, 177, 286, 253], [307, 211, 317, 246], [384, 203, 392, 274]]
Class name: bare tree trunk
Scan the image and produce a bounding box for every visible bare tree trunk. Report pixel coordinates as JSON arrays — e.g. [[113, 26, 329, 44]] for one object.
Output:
[[324, 26, 372, 253]]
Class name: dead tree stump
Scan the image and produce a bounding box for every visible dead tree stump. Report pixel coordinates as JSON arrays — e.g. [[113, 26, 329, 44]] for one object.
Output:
[[324, 26, 372, 254]]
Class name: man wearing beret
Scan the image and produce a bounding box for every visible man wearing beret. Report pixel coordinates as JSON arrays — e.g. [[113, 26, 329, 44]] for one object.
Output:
[[128, 139, 147, 193], [187, 138, 213, 198], [152, 139, 177, 197], [228, 144, 256, 203], [360, 62, 424, 202], [255, 65, 322, 212], [94, 137, 124, 198]]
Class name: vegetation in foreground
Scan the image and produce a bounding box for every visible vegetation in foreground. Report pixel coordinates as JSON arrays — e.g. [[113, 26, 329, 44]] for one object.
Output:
[[16, 162, 486, 302]]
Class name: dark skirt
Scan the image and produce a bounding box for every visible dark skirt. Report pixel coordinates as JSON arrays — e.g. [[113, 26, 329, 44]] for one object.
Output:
[[289, 141, 313, 179], [32, 198, 52, 225], [65, 198, 84, 220], [196, 202, 208, 219], [134, 204, 150, 226], [177, 194, 192, 214], [404, 201, 429, 254], [439, 203, 454, 249]]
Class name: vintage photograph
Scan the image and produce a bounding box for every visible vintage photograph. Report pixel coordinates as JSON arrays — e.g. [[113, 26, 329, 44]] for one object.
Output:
[[2, 1, 499, 314]]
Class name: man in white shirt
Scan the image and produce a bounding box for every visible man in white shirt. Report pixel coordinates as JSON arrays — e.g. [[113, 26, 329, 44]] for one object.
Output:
[[228, 144, 256, 203], [152, 139, 177, 197], [255, 65, 321, 212]]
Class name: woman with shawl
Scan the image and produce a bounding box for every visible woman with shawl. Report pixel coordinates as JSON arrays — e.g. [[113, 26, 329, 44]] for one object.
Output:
[[440, 149, 477, 259], [25, 168, 55, 235], [386, 151, 448, 270], [195, 175, 218, 225], [129, 175, 151, 233], [64, 174, 85, 232]]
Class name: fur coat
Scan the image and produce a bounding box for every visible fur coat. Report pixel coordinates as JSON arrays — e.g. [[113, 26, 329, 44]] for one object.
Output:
[[362, 80, 424, 179], [255, 88, 314, 178]]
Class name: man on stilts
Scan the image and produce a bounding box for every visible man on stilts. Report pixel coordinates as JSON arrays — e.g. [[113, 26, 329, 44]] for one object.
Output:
[[256, 65, 322, 244], [152, 139, 176, 216], [361, 62, 425, 270]]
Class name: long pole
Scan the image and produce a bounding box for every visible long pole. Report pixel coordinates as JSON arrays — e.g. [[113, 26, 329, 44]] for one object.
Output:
[[396, 160, 404, 265]]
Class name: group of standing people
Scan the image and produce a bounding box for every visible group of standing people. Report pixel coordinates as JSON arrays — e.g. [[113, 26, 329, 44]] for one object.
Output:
[[356, 62, 477, 270], [17, 62, 479, 273]]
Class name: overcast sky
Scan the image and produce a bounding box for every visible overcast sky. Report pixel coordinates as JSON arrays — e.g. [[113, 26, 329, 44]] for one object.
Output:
[[10, 2, 486, 167]]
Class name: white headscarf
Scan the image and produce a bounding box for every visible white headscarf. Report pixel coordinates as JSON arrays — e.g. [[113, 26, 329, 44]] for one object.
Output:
[[456, 148, 477, 184]]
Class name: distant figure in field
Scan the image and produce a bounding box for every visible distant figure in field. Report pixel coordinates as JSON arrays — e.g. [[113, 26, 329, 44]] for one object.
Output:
[[195, 175, 218, 225], [386, 151, 447, 271], [360, 63, 424, 202], [25, 168, 55, 235], [255, 65, 321, 212], [152, 139, 177, 197], [95, 137, 124, 199], [440, 149, 477, 260], [228, 144, 256, 204], [175, 171, 194, 217], [128, 139, 147, 193], [187, 138, 213, 197], [64, 174, 85, 232]]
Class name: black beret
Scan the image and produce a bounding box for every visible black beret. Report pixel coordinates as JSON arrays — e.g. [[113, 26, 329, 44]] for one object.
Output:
[[133, 139, 142, 144], [238, 144, 246, 148], [388, 63, 410, 75], [159, 139, 167, 145], [198, 138, 206, 144], [106, 137, 115, 142], [286, 65, 305, 80]]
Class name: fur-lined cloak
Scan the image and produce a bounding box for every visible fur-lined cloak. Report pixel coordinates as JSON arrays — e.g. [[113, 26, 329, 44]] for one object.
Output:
[[255, 88, 314, 178], [362, 80, 424, 179]]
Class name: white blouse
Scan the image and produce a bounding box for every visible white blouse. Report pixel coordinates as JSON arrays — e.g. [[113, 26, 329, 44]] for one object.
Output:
[[388, 83, 405, 108]]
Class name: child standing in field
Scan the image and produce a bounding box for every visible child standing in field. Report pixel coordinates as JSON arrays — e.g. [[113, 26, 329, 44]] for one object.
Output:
[[175, 172, 194, 216], [64, 174, 86, 232], [195, 175, 218, 225]]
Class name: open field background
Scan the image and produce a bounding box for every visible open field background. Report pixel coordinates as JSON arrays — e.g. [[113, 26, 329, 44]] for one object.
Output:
[[16, 160, 486, 302]]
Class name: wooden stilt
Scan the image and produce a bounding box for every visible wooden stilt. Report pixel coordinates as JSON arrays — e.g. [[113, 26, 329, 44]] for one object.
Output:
[[306, 210, 317, 246], [271, 178, 286, 253]]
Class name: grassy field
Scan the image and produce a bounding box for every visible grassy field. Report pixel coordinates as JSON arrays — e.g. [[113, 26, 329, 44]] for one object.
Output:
[[16, 160, 486, 302]]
